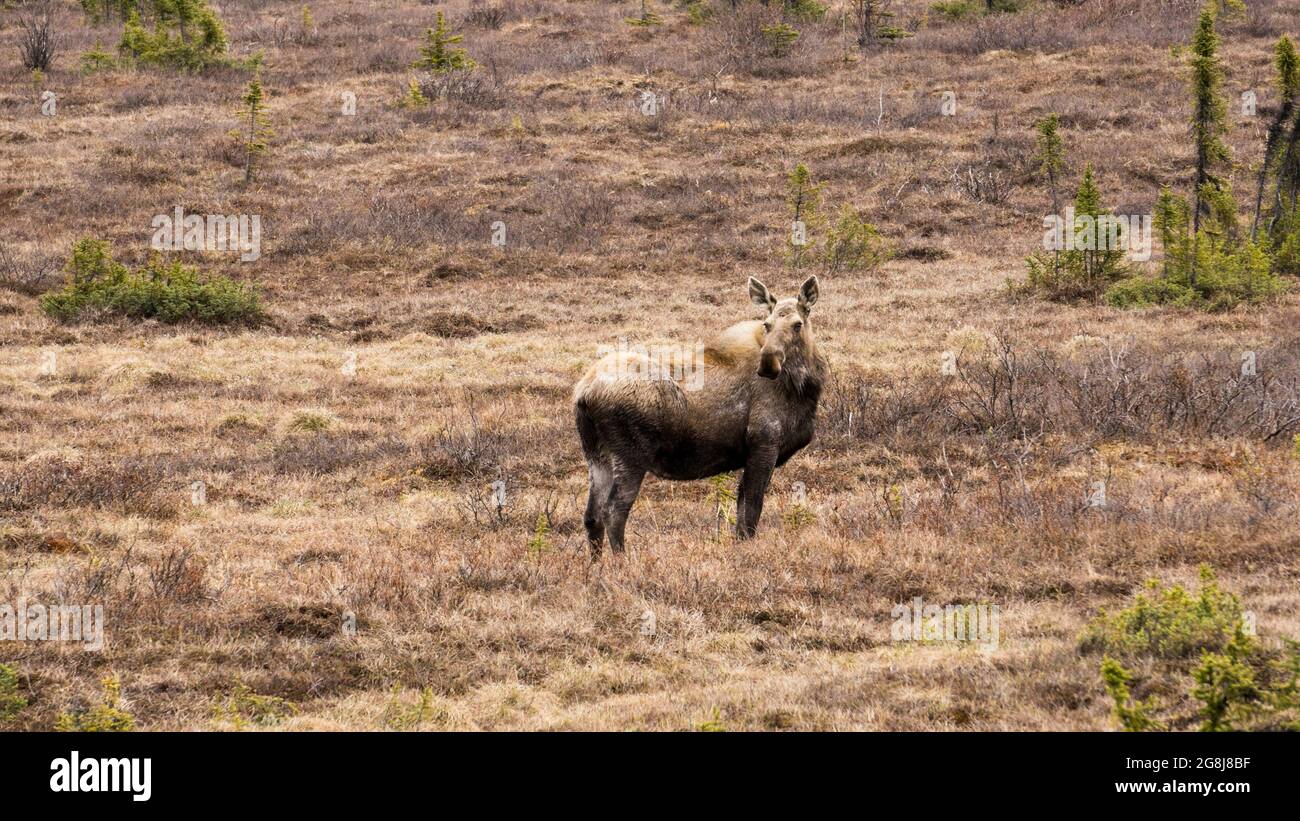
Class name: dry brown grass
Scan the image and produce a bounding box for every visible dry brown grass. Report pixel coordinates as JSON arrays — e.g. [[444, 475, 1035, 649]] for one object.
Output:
[[1, 0, 1299, 731]]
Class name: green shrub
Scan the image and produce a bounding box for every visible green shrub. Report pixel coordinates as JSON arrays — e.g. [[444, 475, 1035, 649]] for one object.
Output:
[[1272, 209, 1300, 276], [781, 502, 815, 531], [1101, 276, 1197, 309], [1021, 164, 1129, 301], [1188, 628, 1300, 732], [930, 0, 979, 20], [1100, 657, 1165, 732], [415, 10, 477, 70], [118, 2, 229, 72], [1262, 639, 1300, 730], [1105, 235, 1286, 311], [282, 408, 336, 434], [41, 239, 262, 325], [1088, 568, 1300, 731], [80, 41, 119, 74], [401, 77, 430, 108], [382, 686, 445, 729], [1198, 237, 1286, 307], [0, 663, 27, 721], [1081, 565, 1245, 660], [1192, 627, 1259, 731], [213, 682, 298, 729], [824, 204, 890, 273], [55, 674, 135, 732], [696, 706, 726, 732], [761, 22, 800, 57], [527, 511, 551, 558], [783, 0, 827, 21]]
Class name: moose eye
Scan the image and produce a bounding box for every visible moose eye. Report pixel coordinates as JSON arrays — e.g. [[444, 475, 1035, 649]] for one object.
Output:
[[793, 321, 803, 332], [763, 322, 772, 333]]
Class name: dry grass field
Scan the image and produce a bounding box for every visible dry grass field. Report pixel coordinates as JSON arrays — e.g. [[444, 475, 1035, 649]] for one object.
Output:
[[2, 0, 1300, 731]]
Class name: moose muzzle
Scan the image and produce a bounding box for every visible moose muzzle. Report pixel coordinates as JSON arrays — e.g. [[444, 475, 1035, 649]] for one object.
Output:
[[757, 350, 784, 379]]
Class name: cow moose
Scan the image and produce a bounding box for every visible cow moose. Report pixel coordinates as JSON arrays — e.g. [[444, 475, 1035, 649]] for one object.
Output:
[[573, 276, 827, 554]]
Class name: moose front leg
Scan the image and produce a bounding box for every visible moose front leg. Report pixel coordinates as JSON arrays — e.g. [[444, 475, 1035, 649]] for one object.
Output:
[[735, 444, 777, 539]]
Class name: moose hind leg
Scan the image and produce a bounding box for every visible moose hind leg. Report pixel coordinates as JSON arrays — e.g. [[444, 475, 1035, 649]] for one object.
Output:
[[603, 466, 645, 553], [584, 462, 612, 554]]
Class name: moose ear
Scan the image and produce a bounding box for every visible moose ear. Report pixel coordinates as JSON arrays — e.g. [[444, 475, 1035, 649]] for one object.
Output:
[[748, 277, 775, 309], [798, 275, 819, 311]]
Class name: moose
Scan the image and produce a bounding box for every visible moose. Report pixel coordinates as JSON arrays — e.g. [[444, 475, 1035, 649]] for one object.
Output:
[[573, 276, 827, 554]]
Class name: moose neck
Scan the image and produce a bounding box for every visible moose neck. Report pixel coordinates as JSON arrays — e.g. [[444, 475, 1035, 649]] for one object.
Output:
[[775, 336, 822, 401]]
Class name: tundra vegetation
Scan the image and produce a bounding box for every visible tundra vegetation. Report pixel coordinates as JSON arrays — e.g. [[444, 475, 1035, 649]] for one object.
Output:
[[1018, 5, 1295, 309], [75, 0, 231, 71], [40, 239, 262, 324], [1, 0, 1299, 730]]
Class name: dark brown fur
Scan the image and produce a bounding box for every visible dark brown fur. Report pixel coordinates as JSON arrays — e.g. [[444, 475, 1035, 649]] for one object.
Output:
[[573, 276, 827, 554]]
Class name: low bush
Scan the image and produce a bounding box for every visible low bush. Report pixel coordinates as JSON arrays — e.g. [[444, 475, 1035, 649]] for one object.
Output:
[[55, 674, 134, 732], [930, 0, 981, 20], [19, 0, 59, 71], [1084, 567, 1300, 731], [117, 2, 229, 72], [1019, 165, 1128, 301], [1104, 227, 1286, 312], [41, 239, 262, 325], [823, 204, 890, 274], [0, 664, 26, 721], [1081, 566, 1245, 660], [212, 682, 298, 729], [1101, 276, 1197, 310]]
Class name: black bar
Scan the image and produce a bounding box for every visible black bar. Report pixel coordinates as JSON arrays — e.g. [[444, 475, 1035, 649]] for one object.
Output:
[[3, 731, 1288, 809]]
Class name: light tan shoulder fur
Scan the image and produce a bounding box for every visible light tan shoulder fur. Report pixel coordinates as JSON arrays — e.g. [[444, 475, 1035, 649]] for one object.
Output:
[[573, 320, 762, 406], [703, 320, 764, 368]]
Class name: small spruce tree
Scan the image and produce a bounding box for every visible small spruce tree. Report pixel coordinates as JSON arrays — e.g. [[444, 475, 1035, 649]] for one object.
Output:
[[1033, 113, 1066, 275], [1034, 114, 1065, 217], [1250, 36, 1299, 240], [849, 0, 898, 49], [762, 23, 800, 57], [118, 0, 229, 71], [1259, 36, 1300, 266], [403, 77, 429, 108], [1022, 164, 1127, 300], [785, 163, 823, 269], [1154, 186, 1192, 278], [1100, 657, 1165, 732], [527, 512, 551, 558], [1188, 5, 1232, 287], [238, 67, 273, 183], [626, 0, 664, 27], [414, 11, 476, 73]]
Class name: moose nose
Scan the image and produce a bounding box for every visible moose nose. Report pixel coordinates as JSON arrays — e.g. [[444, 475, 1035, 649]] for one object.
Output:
[[758, 352, 782, 379]]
